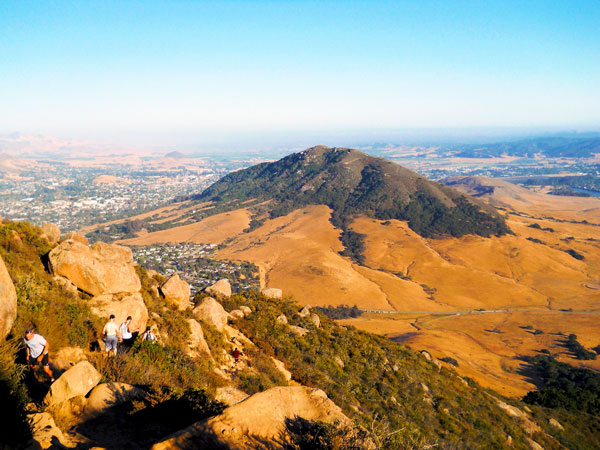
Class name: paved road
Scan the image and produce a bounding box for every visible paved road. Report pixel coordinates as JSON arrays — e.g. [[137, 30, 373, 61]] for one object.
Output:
[[361, 309, 600, 315]]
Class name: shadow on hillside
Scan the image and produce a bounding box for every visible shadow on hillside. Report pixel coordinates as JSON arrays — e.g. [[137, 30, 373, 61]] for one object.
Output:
[[514, 355, 546, 390], [388, 332, 419, 344]]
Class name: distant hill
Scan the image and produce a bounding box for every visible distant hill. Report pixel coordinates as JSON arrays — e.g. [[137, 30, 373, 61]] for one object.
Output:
[[452, 136, 600, 159], [191, 145, 509, 240], [164, 151, 187, 159]]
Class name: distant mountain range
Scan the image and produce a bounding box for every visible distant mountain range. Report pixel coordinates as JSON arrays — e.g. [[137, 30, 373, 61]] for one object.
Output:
[[450, 136, 600, 158], [191, 145, 509, 241]]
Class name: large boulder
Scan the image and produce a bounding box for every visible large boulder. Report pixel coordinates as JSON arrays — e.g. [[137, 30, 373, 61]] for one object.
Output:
[[261, 287, 282, 299], [0, 254, 17, 340], [152, 386, 350, 450], [193, 297, 230, 331], [41, 223, 61, 244], [84, 382, 146, 418], [44, 361, 101, 406], [160, 274, 191, 310], [205, 279, 231, 298], [215, 386, 250, 406], [89, 292, 148, 333], [185, 319, 212, 358], [48, 238, 141, 296], [27, 412, 73, 449]]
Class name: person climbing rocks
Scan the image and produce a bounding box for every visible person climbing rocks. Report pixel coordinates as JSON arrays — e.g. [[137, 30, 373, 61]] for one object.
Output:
[[120, 316, 138, 349], [24, 329, 55, 383], [141, 326, 156, 343], [103, 314, 121, 356], [232, 347, 241, 363]]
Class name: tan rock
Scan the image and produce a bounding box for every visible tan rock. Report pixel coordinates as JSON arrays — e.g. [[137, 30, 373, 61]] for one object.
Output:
[[223, 325, 255, 349], [8, 230, 23, 251], [215, 386, 250, 406], [152, 386, 349, 450], [290, 325, 309, 336], [271, 357, 292, 382], [334, 356, 345, 369], [53, 275, 79, 296], [495, 398, 541, 434], [44, 361, 101, 406], [527, 439, 544, 450], [0, 254, 17, 340], [46, 395, 87, 429], [63, 232, 89, 245], [193, 297, 230, 331], [160, 274, 191, 310], [420, 350, 432, 361], [230, 309, 245, 320], [239, 305, 252, 317], [549, 418, 564, 431], [298, 305, 311, 318], [90, 292, 148, 333], [276, 314, 288, 325], [205, 279, 231, 298], [41, 223, 61, 244], [85, 382, 146, 418], [261, 287, 282, 299], [49, 238, 141, 295], [185, 319, 212, 358], [27, 412, 73, 449], [310, 313, 321, 328], [52, 346, 88, 372]]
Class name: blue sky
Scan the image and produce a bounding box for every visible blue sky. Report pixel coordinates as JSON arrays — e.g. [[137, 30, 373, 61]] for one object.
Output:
[[1, 0, 599, 146]]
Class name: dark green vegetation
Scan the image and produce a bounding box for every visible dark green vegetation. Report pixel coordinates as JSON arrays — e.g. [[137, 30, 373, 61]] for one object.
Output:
[[562, 334, 596, 360], [314, 305, 363, 320], [521, 174, 600, 193], [565, 249, 585, 261], [191, 146, 508, 240], [220, 292, 558, 449]]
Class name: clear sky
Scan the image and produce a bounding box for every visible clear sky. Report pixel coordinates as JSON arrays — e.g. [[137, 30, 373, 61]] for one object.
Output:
[[1, 0, 599, 146]]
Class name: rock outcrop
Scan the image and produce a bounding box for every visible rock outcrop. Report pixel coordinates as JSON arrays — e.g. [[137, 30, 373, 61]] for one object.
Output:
[[193, 297, 230, 331], [276, 314, 288, 325], [298, 305, 311, 318], [85, 382, 146, 418], [152, 386, 349, 450], [27, 412, 73, 449], [186, 319, 212, 358], [160, 274, 191, 310], [48, 237, 141, 295], [215, 386, 250, 406], [310, 313, 321, 328], [239, 306, 252, 317], [41, 223, 61, 244], [230, 309, 245, 320], [89, 292, 148, 332], [44, 361, 101, 406], [0, 254, 17, 340], [261, 287, 282, 299], [205, 279, 232, 298]]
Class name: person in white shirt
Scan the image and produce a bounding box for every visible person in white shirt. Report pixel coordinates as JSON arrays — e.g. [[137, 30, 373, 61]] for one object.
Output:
[[24, 329, 55, 382], [102, 315, 121, 356], [120, 316, 138, 349]]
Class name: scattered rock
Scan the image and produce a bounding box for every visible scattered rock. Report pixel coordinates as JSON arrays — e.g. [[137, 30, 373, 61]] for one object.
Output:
[[8, 230, 23, 251], [185, 319, 212, 358], [261, 287, 282, 299], [49, 238, 141, 295], [239, 305, 252, 317], [205, 279, 231, 298], [89, 292, 148, 333], [549, 418, 564, 431], [276, 314, 288, 325], [431, 358, 442, 371], [334, 356, 345, 369], [420, 350, 432, 361], [495, 398, 541, 434], [0, 254, 17, 340], [46, 395, 87, 429], [44, 361, 101, 406], [53, 275, 79, 296], [27, 412, 73, 449], [271, 357, 292, 382], [160, 274, 191, 310], [290, 325, 309, 336], [420, 383, 430, 394], [223, 325, 255, 349], [230, 309, 245, 320], [310, 313, 321, 328], [215, 386, 250, 406], [193, 297, 230, 332], [85, 382, 146, 418], [298, 305, 311, 318], [41, 223, 61, 244], [527, 438, 544, 450], [152, 386, 350, 450]]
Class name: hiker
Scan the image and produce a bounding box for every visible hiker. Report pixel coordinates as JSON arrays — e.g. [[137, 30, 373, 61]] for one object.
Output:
[[120, 316, 138, 349], [102, 314, 121, 356], [232, 347, 241, 363], [24, 329, 55, 382], [141, 326, 156, 343]]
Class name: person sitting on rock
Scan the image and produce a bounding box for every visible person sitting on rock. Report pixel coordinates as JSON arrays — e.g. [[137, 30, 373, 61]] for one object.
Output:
[[103, 314, 121, 356], [120, 316, 138, 349], [141, 326, 156, 343], [24, 329, 55, 383]]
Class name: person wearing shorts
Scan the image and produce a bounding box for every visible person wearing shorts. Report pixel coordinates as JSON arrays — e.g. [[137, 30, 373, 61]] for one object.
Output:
[[24, 329, 55, 382], [103, 314, 121, 356]]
